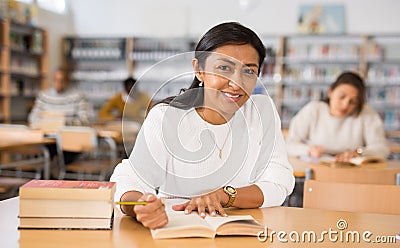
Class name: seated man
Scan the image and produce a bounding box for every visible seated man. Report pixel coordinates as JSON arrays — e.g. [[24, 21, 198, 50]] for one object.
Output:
[[28, 68, 94, 174], [28, 68, 93, 127]]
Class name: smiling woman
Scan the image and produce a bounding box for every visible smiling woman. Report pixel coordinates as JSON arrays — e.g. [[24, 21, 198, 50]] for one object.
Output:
[[110, 22, 295, 230]]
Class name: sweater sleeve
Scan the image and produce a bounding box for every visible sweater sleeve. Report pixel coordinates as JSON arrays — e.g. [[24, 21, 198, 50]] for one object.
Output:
[[253, 97, 295, 207], [285, 102, 316, 157], [75, 93, 93, 125], [28, 92, 44, 126], [110, 105, 169, 202], [361, 106, 390, 158]]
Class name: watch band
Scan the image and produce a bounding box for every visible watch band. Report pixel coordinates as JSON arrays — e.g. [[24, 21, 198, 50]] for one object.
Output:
[[222, 186, 237, 208]]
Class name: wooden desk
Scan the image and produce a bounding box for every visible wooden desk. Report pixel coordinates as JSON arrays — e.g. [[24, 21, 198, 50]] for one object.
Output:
[[289, 156, 400, 180], [1, 197, 399, 247], [0, 136, 55, 180]]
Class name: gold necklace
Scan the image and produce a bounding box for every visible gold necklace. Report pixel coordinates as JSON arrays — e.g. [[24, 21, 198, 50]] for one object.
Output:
[[200, 110, 233, 159]]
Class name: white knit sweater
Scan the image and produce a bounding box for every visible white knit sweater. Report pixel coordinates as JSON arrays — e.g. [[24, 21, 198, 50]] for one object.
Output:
[[28, 87, 93, 126], [110, 95, 295, 208], [286, 101, 390, 158]]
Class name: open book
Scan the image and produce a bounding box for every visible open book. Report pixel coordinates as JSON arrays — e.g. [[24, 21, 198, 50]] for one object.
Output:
[[150, 211, 264, 239], [318, 155, 386, 167]]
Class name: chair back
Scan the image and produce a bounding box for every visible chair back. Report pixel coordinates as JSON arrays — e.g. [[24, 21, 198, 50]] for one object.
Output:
[[306, 163, 400, 185], [57, 126, 97, 152], [32, 111, 65, 134], [303, 180, 400, 215]]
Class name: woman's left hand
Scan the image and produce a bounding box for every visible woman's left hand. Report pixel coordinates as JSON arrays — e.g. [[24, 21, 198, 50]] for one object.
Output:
[[171, 189, 228, 218], [335, 150, 359, 162]]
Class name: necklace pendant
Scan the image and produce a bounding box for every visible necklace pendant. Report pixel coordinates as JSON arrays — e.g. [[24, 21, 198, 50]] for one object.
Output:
[[219, 149, 222, 159]]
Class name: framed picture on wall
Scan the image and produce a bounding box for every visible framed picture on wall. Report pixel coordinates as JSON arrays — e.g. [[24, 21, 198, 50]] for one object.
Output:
[[297, 4, 346, 34]]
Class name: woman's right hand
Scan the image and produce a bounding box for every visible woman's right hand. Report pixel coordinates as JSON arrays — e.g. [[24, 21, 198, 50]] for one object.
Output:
[[133, 193, 168, 230], [309, 145, 324, 158]]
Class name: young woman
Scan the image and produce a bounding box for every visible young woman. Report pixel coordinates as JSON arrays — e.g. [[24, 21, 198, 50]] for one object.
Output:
[[286, 71, 390, 162], [110, 22, 294, 230]]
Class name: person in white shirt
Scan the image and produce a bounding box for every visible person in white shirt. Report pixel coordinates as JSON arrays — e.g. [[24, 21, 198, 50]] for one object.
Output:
[[286, 71, 390, 162], [28, 68, 93, 126], [110, 22, 294, 230]]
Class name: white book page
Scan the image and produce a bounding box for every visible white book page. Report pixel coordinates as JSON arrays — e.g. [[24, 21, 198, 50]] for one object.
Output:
[[204, 215, 255, 230]]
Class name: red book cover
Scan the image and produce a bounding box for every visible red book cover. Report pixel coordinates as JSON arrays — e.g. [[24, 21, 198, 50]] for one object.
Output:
[[19, 180, 116, 200]]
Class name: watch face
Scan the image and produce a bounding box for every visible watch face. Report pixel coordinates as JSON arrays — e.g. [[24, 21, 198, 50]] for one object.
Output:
[[225, 186, 237, 195]]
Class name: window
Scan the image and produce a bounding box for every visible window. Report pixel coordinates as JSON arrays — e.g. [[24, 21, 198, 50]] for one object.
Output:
[[37, 0, 66, 14]]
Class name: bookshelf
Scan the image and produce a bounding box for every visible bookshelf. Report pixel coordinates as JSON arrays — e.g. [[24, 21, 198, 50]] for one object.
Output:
[[129, 37, 195, 102], [365, 35, 400, 131], [277, 35, 364, 127], [63, 35, 400, 131], [62, 37, 131, 114], [0, 19, 48, 123]]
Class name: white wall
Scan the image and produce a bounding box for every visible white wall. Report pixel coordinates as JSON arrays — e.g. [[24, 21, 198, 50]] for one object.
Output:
[[36, 7, 74, 83], [68, 0, 400, 37]]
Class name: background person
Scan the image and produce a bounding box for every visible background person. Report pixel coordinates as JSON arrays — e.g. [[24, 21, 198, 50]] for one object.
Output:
[[286, 71, 390, 162], [28, 68, 94, 174], [28, 68, 93, 126], [98, 77, 150, 122]]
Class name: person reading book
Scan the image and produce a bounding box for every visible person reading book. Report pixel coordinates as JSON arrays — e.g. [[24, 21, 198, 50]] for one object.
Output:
[[110, 22, 295, 230], [286, 71, 390, 162]]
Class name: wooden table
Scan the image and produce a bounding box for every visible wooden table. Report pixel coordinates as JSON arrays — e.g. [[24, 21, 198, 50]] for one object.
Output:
[[0, 133, 55, 180], [1, 197, 399, 248], [289, 157, 400, 179]]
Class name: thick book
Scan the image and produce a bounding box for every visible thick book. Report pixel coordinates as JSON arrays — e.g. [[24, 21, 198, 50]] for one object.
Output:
[[150, 211, 264, 239], [19, 216, 113, 230], [19, 198, 113, 218], [18, 180, 115, 229], [19, 180, 116, 200]]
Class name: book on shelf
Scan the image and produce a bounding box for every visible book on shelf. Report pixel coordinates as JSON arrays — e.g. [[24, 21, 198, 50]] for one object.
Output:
[[150, 211, 264, 239], [18, 180, 116, 230]]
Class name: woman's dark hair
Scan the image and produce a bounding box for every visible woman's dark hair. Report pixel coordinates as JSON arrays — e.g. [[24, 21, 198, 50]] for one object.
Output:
[[151, 22, 266, 110], [323, 71, 366, 116]]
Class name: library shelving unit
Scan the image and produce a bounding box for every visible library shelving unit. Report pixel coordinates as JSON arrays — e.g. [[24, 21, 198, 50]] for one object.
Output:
[[0, 19, 48, 123], [259, 36, 282, 105], [277, 34, 364, 127], [63, 34, 399, 131], [62, 37, 131, 113], [129, 37, 195, 101], [364, 35, 400, 131], [62, 37, 196, 115]]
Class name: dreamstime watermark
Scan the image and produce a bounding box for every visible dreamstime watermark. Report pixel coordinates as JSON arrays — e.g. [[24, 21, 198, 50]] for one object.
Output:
[[257, 219, 397, 244]]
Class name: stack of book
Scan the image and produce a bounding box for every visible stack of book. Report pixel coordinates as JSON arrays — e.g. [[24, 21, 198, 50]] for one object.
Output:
[[18, 180, 116, 230]]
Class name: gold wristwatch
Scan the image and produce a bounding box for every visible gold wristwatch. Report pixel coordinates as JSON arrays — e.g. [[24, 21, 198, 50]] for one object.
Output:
[[355, 147, 364, 156], [222, 186, 237, 208]]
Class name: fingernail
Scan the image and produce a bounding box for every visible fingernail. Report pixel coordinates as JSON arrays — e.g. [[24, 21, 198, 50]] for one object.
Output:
[[223, 213, 228, 217], [146, 195, 152, 201], [211, 211, 216, 216], [184, 209, 189, 214], [200, 212, 206, 217]]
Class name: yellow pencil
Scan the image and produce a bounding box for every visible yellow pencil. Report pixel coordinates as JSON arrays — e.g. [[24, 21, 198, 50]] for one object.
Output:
[[115, 201, 148, 205]]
